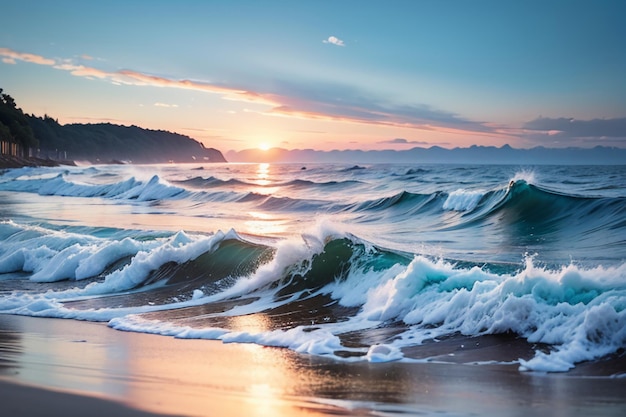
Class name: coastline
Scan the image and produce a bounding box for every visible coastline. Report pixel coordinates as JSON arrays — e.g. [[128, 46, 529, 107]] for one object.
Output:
[[0, 155, 72, 170], [1, 315, 625, 417]]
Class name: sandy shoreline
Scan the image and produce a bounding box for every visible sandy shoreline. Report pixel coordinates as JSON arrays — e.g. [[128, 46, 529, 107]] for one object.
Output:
[[0, 379, 184, 417], [1, 314, 625, 417]]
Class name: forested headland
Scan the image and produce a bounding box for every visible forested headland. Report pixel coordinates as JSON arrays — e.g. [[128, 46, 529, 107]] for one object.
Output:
[[0, 88, 226, 167]]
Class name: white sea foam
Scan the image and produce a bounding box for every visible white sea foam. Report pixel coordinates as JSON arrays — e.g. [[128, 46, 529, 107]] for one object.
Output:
[[109, 314, 345, 356], [0, 221, 157, 282], [512, 169, 536, 185], [100, 247, 626, 370], [78, 230, 234, 295], [366, 344, 404, 362], [3, 232, 626, 372], [0, 221, 239, 295], [442, 189, 484, 211], [338, 255, 626, 371], [115, 175, 186, 201], [0, 172, 187, 202]]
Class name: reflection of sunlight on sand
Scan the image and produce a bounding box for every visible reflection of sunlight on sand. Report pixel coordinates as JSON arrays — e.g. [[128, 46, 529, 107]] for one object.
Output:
[[125, 328, 321, 417], [3, 317, 129, 398], [5, 316, 622, 417], [226, 313, 271, 334], [248, 383, 279, 417], [3, 315, 323, 417], [239, 342, 322, 417]]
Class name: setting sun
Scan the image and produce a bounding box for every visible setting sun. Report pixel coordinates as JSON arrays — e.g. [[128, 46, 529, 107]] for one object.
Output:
[[258, 143, 271, 151]]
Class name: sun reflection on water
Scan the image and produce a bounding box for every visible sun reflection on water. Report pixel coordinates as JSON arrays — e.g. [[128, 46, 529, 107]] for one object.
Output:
[[256, 163, 271, 186], [245, 211, 289, 236]]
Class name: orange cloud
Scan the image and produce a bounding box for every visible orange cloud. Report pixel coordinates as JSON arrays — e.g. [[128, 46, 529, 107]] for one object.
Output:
[[266, 105, 510, 139], [0, 47, 56, 66], [0, 47, 268, 102], [55, 63, 113, 79], [0, 47, 513, 140], [154, 102, 178, 108]]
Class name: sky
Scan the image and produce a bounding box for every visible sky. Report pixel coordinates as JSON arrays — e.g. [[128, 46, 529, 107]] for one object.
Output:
[[1, 0, 625, 152]]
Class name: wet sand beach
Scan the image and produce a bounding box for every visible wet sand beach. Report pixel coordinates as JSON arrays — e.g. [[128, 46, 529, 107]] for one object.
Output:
[[1, 315, 625, 417]]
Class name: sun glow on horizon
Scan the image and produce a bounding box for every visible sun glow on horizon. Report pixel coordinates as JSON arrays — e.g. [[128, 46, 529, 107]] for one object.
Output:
[[258, 143, 271, 151]]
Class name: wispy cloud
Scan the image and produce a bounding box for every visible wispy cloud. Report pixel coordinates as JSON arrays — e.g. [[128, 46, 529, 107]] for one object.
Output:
[[323, 36, 345, 47], [0, 48, 267, 102], [517, 116, 626, 147], [263, 97, 504, 138], [55, 64, 113, 79], [0, 46, 509, 139], [0, 47, 55, 65], [523, 117, 626, 138], [378, 138, 430, 145], [154, 102, 179, 108]]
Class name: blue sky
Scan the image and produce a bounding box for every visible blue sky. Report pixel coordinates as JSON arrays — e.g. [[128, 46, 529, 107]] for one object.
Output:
[[1, 0, 625, 151]]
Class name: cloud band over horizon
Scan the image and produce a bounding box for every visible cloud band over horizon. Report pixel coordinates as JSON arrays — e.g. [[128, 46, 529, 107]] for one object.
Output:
[[1, 46, 624, 148]]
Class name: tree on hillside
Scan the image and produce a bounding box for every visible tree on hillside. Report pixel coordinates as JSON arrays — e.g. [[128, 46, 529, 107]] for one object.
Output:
[[0, 88, 38, 150], [0, 121, 11, 141]]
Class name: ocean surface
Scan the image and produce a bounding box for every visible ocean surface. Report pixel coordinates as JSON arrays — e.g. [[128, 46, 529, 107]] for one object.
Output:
[[0, 162, 625, 373]]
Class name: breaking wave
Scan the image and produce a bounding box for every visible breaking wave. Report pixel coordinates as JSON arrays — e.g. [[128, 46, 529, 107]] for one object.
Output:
[[1, 220, 624, 373]]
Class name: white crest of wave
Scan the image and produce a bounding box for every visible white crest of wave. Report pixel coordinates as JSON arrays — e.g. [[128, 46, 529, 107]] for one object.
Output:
[[0, 228, 243, 318], [0, 221, 240, 294], [511, 169, 536, 185], [218, 217, 349, 298], [0, 170, 186, 202], [0, 222, 99, 280], [80, 230, 233, 295], [116, 175, 186, 201], [442, 189, 484, 211]]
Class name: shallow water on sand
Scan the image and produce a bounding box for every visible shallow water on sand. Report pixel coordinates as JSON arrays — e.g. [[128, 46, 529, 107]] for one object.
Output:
[[1, 315, 625, 417]]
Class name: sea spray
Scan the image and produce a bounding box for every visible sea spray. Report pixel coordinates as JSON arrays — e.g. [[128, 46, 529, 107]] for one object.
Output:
[[442, 189, 485, 211]]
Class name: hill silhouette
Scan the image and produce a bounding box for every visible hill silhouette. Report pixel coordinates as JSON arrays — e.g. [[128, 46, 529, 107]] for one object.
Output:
[[28, 116, 226, 164], [1, 88, 226, 166]]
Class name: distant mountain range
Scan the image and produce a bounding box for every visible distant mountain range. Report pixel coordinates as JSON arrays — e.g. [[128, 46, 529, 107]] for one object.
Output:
[[227, 145, 626, 165]]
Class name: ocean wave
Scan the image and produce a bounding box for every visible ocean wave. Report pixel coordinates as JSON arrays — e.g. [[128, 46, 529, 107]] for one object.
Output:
[[1, 221, 624, 373], [177, 176, 363, 191], [1, 164, 625, 374], [349, 191, 440, 213], [103, 236, 626, 372], [281, 179, 364, 189], [175, 176, 249, 188], [0, 173, 187, 202]]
